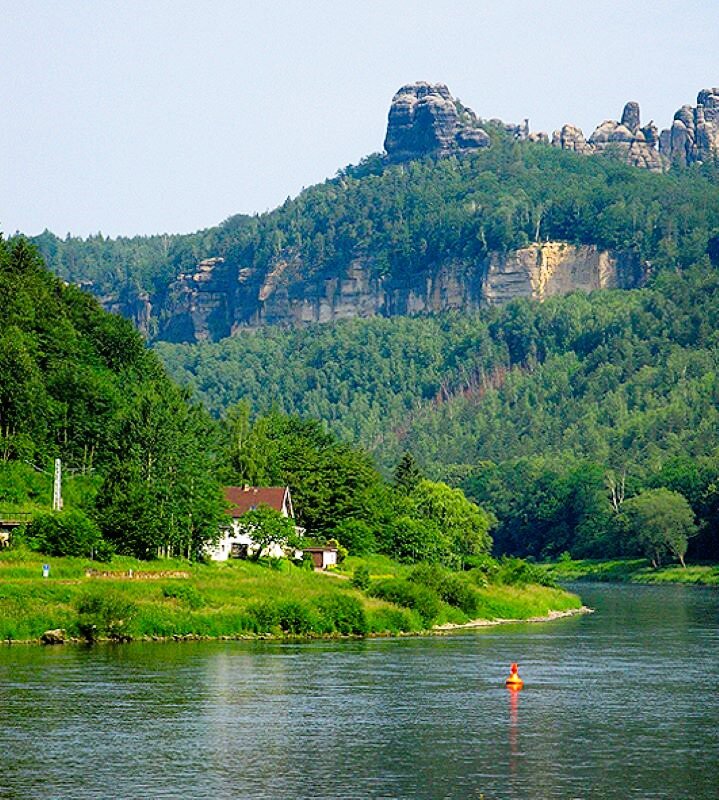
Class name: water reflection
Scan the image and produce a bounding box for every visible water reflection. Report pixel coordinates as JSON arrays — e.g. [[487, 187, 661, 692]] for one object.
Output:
[[0, 584, 717, 799], [508, 684, 520, 776]]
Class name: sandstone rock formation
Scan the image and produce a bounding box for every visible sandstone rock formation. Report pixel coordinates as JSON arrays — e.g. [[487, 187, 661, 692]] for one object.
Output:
[[385, 83, 675, 173], [384, 82, 491, 161], [552, 102, 667, 172], [112, 243, 640, 341], [659, 88, 719, 166], [551, 124, 592, 155], [482, 242, 639, 306]]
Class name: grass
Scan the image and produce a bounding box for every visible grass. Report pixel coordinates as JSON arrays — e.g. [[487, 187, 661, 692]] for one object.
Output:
[[541, 557, 719, 586], [0, 547, 583, 643]]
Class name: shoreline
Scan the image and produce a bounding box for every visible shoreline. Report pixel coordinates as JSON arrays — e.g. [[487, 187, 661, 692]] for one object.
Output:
[[1, 605, 592, 648], [431, 605, 593, 632]]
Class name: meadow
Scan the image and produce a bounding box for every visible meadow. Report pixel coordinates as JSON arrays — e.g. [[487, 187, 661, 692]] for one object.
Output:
[[0, 548, 582, 643]]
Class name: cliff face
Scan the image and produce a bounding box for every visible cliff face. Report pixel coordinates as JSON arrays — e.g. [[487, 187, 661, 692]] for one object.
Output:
[[103, 243, 640, 342]]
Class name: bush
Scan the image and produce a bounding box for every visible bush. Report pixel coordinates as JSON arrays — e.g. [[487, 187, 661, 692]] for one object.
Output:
[[27, 509, 104, 558], [162, 583, 205, 609], [350, 564, 371, 591], [368, 578, 441, 625], [75, 590, 136, 641], [495, 556, 556, 587], [248, 599, 316, 634], [408, 563, 479, 615], [314, 594, 367, 635], [437, 573, 479, 616]]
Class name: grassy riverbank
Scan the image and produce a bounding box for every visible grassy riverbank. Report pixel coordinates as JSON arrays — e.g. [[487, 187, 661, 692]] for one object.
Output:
[[0, 548, 582, 643], [540, 557, 719, 586]]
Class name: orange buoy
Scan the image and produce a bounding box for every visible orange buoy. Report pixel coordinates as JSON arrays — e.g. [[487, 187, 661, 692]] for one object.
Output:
[[505, 662, 524, 690]]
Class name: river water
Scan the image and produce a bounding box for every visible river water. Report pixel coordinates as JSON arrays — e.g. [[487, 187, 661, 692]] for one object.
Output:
[[1, 583, 717, 799]]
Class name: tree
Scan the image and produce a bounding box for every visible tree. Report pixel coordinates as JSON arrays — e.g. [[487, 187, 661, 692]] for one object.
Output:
[[393, 451, 423, 494], [95, 381, 224, 559], [239, 504, 297, 560], [621, 489, 696, 567], [411, 480, 494, 563]]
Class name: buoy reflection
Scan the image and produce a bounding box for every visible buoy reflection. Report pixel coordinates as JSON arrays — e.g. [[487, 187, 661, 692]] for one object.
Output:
[[508, 680, 520, 773]]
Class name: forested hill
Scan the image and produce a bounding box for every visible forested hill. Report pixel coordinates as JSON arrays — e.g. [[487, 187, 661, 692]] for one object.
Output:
[[0, 236, 223, 558], [33, 133, 719, 342], [157, 263, 719, 561]]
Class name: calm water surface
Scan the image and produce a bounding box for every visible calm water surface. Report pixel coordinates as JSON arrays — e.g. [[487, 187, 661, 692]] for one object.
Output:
[[1, 583, 717, 799]]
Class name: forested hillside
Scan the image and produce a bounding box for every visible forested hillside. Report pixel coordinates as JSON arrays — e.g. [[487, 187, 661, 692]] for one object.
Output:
[[158, 264, 719, 562], [0, 236, 222, 558], [0, 239, 503, 569]]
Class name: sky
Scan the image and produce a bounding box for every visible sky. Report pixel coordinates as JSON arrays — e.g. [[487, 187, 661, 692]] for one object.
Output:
[[1, 0, 717, 238]]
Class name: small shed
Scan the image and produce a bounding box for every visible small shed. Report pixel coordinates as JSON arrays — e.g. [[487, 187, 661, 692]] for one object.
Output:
[[303, 546, 338, 570]]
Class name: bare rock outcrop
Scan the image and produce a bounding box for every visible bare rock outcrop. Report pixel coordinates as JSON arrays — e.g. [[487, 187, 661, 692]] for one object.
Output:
[[384, 82, 490, 161], [552, 102, 667, 172], [659, 88, 719, 166], [483, 242, 640, 306], [551, 124, 592, 154], [160, 257, 232, 342]]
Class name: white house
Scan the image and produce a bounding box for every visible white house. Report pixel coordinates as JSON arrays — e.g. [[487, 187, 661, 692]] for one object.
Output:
[[206, 485, 302, 561]]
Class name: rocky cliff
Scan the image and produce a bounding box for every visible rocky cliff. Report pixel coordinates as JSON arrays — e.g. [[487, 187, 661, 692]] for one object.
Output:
[[102, 243, 640, 342], [660, 87, 719, 166]]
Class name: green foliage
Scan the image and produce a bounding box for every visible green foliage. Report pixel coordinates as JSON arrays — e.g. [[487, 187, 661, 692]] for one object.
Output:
[[161, 583, 205, 609], [313, 594, 367, 635], [330, 518, 377, 556], [0, 237, 224, 562], [620, 489, 697, 567], [410, 479, 494, 562], [494, 556, 557, 588], [393, 451, 422, 495], [220, 409, 379, 536], [350, 564, 371, 590], [75, 590, 137, 641], [368, 578, 442, 625], [239, 504, 296, 560], [94, 382, 224, 560], [27, 509, 103, 558], [408, 563, 480, 615]]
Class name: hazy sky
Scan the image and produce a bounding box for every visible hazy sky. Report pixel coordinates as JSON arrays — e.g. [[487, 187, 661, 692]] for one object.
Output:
[[2, 1, 716, 238]]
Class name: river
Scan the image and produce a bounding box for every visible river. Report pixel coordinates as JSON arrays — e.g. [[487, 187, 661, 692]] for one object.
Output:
[[1, 583, 717, 799]]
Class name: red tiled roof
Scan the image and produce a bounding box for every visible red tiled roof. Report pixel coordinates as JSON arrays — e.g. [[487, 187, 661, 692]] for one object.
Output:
[[223, 486, 289, 518]]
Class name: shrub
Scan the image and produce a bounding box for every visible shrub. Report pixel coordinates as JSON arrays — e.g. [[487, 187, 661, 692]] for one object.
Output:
[[248, 600, 316, 634], [314, 594, 367, 635], [27, 509, 103, 558], [350, 564, 371, 591], [437, 573, 479, 616], [162, 583, 205, 609], [408, 563, 479, 615], [75, 590, 136, 641], [496, 556, 556, 587], [368, 578, 441, 625]]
